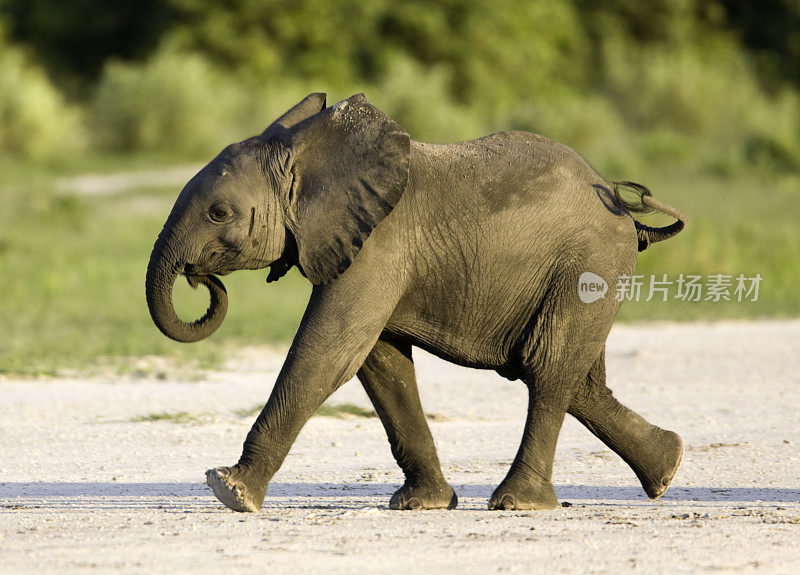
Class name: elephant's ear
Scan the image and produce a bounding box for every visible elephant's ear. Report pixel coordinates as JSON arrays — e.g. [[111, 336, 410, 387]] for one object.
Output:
[[262, 93, 327, 135], [285, 93, 410, 284]]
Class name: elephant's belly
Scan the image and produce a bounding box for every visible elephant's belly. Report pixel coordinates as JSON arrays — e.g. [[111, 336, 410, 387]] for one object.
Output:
[[383, 298, 532, 377], [384, 323, 513, 373]]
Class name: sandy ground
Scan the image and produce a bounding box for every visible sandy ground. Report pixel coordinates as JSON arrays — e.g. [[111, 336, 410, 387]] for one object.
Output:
[[1, 321, 799, 573]]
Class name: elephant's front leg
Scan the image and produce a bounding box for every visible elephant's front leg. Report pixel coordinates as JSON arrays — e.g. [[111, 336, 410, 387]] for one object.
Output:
[[206, 283, 396, 512], [358, 337, 457, 510]]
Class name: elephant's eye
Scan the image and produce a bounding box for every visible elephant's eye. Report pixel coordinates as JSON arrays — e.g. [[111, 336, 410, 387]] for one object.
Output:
[[208, 204, 232, 223]]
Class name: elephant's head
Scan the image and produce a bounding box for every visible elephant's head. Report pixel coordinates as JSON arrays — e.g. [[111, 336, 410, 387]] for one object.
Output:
[[145, 93, 410, 342]]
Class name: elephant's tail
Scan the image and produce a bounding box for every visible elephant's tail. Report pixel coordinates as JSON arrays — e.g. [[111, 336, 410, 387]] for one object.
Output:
[[612, 181, 687, 252]]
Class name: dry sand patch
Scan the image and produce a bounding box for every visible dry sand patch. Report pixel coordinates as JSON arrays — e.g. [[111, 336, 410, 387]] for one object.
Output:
[[1, 322, 799, 573]]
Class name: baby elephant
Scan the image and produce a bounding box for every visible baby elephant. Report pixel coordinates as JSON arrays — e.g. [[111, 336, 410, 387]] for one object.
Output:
[[146, 93, 687, 512]]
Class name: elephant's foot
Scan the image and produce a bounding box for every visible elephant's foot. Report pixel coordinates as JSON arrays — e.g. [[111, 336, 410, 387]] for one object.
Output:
[[389, 480, 457, 510], [633, 429, 684, 499], [205, 466, 266, 512], [489, 475, 558, 511]]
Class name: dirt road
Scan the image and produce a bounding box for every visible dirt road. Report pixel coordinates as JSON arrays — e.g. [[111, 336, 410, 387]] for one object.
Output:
[[1, 321, 799, 573]]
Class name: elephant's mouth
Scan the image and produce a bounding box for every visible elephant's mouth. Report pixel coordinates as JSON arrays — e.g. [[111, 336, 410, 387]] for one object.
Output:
[[182, 272, 225, 289], [184, 263, 234, 277]]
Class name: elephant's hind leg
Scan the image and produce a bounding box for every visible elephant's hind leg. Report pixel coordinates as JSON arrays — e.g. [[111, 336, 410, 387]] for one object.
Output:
[[489, 342, 600, 509], [568, 349, 683, 499], [358, 336, 457, 510], [488, 381, 567, 511], [489, 276, 615, 511]]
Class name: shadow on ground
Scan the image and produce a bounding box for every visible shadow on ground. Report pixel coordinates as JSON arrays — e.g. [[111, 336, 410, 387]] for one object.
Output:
[[2, 482, 798, 510]]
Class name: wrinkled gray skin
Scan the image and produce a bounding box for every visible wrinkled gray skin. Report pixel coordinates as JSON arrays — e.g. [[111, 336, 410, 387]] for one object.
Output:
[[146, 93, 687, 512]]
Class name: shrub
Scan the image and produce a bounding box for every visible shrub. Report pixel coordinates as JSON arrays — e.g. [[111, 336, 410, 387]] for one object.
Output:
[[601, 37, 800, 173], [0, 30, 85, 160], [371, 55, 486, 143], [91, 49, 256, 157]]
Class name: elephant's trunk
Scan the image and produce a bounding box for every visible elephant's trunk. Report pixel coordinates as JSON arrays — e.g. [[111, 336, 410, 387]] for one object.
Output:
[[145, 230, 228, 343]]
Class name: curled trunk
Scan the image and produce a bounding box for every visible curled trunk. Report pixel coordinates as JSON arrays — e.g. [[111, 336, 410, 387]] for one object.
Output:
[[145, 232, 228, 343]]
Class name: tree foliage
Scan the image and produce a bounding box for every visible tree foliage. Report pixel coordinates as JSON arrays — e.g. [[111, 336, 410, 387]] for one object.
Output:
[[0, 0, 174, 88], [0, 0, 798, 168], [3, 0, 798, 91]]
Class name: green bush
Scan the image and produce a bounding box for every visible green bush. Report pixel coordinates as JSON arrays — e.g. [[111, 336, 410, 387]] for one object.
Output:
[[0, 29, 85, 160], [600, 37, 800, 173], [371, 55, 487, 143], [91, 49, 259, 157]]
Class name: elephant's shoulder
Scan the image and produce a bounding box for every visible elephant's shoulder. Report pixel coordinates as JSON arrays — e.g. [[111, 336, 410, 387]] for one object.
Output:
[[476, 131, 575, 155], [479, 130, 553, 145]]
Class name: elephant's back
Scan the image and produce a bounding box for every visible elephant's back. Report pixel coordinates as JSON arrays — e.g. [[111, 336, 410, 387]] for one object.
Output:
[[386, 138, 636, 372], [409, 134, 636, 248]]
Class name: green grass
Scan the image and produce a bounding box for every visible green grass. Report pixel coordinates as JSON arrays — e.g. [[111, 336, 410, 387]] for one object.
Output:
[[132, 403, 376, 424], [314, 403, 377, 419], [0, 154, 798, 375], [0, 164, 311, 375], [233, 405, 264, 418], [236, 403, 377, 419], [0, 152, 196, 185], [614, 168, 800, 321], [131, 411, 206, 424]]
